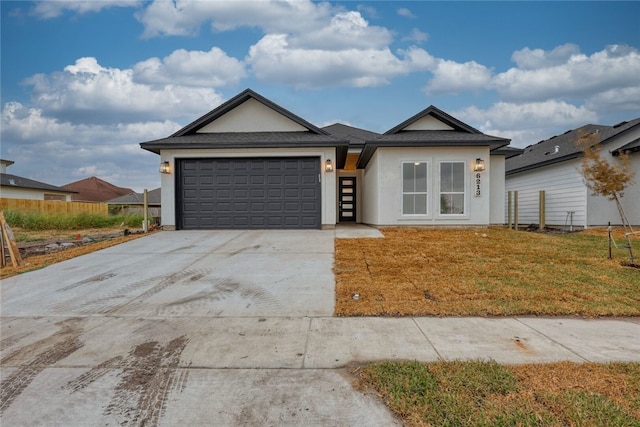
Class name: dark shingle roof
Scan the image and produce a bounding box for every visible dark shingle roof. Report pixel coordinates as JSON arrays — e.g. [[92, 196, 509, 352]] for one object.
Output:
[[491, 146, 525, 159], [108, 188, 161, 205], [506, 118, 640, 175], [0, 173, 77, 193], [612, 137, 640, 156], [322, 123, 381, 147]]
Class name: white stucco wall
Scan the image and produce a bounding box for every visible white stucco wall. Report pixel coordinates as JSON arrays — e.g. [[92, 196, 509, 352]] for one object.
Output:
[[197, 99, 308, 133], [489, 155, 505, 225], [0, 187, 71, 201], [159, 148, 336, 229], [361, 152, 380, 225], [361, 146, 493, 226]]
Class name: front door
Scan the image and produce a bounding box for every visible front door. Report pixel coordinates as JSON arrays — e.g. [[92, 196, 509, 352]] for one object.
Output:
[[339, 177, 356, 222]]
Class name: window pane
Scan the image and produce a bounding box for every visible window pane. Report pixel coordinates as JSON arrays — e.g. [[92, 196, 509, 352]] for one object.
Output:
[[403, 194, 414, 214], [440, 194, 452, 214], [414, 194, 427, 215], [415, 163, 427, 192], [452, 163, 465, 192], [440, 194, 464, 214], [440, 162, 452, 192], [451, 194, 464, 214], [403, 163, 414, 192]]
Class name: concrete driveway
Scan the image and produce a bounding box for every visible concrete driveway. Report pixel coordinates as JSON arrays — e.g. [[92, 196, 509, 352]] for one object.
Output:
[[1, 230, 402, 426]]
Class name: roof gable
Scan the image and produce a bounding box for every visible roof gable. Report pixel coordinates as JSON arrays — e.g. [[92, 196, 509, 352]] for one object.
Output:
[[173, 89, 329, 136], [384, 105, 480, 135]]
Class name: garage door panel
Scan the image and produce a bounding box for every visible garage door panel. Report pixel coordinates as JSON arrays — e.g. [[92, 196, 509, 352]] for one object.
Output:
[[178, 157, 321, 230]]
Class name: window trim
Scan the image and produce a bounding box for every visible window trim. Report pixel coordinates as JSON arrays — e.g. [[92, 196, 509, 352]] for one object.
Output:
[[401, 161, 430, 217], [438, 160, 467, 217]]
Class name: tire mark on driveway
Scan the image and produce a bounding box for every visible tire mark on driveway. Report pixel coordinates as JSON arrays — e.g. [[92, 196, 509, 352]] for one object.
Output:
[[0, 318, 84, 413]]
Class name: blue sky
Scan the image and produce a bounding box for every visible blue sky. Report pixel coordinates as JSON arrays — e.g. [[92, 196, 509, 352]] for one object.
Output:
[[2, 1, 639, 192]]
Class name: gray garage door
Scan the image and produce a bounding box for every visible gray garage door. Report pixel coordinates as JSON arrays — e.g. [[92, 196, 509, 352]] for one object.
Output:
[[177, 157, 321, 229]]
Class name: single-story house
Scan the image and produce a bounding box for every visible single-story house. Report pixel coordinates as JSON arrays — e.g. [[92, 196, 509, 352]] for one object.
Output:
[[140, 89, 512, 230], [62, 176, 134, 202], [0, 159, 76, 201], [107, 188, 161, 223], [505, 118, 640, 228]]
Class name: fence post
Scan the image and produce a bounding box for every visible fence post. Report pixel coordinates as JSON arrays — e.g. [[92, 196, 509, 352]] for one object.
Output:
[[507, 191, 513, 229], [143, 189, 149, 233], [539, 190, 545, 231], [514, 191, 519, 231]]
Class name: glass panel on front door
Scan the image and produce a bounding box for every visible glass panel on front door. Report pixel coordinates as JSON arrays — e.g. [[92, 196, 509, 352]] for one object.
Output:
[[339, 177, 357, 222]]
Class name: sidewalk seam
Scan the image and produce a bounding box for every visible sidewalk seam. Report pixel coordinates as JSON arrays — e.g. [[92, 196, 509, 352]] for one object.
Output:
[[411, 317, 444, 361], [514, 318, 590, 362]]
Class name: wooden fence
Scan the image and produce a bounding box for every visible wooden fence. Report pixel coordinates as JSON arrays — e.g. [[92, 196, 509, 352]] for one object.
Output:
[[0, 198, 108, 216]]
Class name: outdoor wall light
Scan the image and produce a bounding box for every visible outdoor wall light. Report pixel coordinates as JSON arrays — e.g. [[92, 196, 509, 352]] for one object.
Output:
[[473, 158, 486, 172], [325, 159, 334, 172], [159, 161, 171, 174]]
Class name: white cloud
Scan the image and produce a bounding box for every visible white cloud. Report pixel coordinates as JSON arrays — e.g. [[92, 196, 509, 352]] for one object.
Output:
[[494, 44, 640, 103], [24, 57, 224, 124], [133, 47, 246, 87], [424, 59, 493, 94], [397, 8, 416, 18], [136, 0, 334, 38], [31, 0, 138, 19], [402, 28, 428, 44], [1, 102, 178, 191], [246, 35, 432, 88], [291, 11, 393, 50], [454, 101, 599, 147], [511, 43, 580, 70]]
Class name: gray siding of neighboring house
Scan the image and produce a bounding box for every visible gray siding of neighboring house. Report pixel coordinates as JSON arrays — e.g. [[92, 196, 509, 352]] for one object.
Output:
[[505, 159, 586, 228]]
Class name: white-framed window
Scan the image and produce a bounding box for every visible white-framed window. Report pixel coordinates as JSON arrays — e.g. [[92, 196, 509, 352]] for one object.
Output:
[[439, 161, 465, 215], [402, 162, 428, 215]]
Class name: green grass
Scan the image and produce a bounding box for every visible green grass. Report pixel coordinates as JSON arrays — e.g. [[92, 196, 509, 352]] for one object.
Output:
[[3, 211, 144, 231], [357, 360, 640, 426]]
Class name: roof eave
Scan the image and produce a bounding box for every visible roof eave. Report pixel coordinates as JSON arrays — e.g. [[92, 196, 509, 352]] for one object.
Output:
[[505, 153, 582, 176], [356, 139, 510, 168]]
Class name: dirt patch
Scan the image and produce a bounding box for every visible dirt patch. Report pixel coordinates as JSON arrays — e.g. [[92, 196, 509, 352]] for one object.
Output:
[[1, 230, 154, 279]]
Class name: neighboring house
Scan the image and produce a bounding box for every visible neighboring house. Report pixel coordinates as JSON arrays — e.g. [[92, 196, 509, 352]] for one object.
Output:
[[108, 188, 161, 223], [0, 159, 76, 201], [62, 176, 133, 202], [505, 118, 640, 228], [140, 89, 512, 230]]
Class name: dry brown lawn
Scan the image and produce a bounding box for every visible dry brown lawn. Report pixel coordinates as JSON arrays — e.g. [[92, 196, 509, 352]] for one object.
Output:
[[335, 227, 639, 317]]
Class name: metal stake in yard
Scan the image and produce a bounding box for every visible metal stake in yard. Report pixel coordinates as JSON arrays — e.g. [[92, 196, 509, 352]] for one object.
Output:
[[608, 222, 612, 260]]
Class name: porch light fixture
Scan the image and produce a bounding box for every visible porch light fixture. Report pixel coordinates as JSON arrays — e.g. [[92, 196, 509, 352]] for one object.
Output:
[[325, 159, 334, 172], [159, 161, 171, 174], [473, 158, 486, 172]]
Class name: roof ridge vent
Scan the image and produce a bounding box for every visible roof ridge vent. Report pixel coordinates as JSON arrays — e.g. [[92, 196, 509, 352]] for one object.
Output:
[[613, 120, 628, 128]]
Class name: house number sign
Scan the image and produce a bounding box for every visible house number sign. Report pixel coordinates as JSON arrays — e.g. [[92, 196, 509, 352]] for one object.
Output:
[[475, 172, 481, 197]]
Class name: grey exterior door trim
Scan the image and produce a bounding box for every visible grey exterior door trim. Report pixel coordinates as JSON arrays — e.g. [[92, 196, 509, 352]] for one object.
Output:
[[176, 157, 321, 230]]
